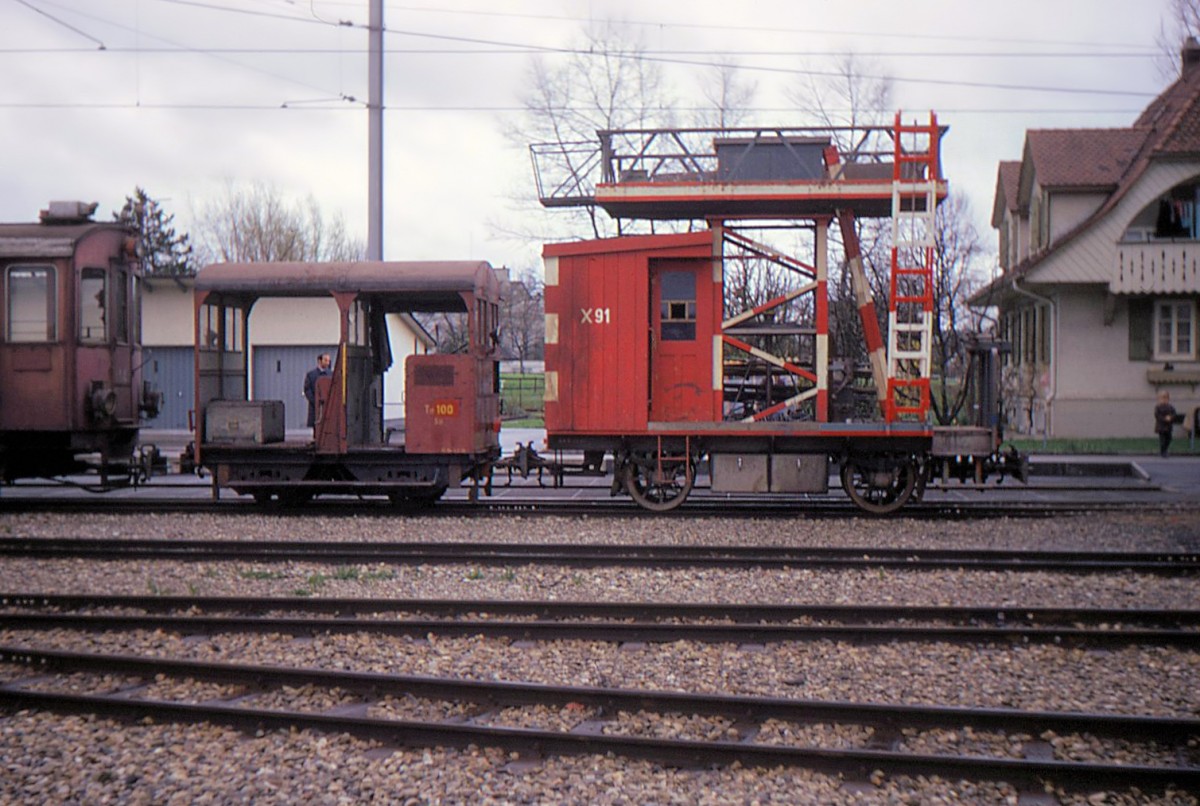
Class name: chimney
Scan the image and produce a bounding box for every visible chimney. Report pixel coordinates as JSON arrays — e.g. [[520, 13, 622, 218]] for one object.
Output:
[[1183, 36, 1200, 73]]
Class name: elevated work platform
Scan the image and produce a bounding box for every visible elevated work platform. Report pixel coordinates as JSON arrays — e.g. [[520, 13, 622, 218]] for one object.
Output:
[[531, 123, 947, 221], [534, 114, 946, 427]]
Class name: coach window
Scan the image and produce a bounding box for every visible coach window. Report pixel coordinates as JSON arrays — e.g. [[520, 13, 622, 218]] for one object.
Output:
[[112, 268, 129, 343], [7, 265, 56, 342], [80, 267, 106, 342], [131, 273, 142, 343], [659, 270, 697, 341]]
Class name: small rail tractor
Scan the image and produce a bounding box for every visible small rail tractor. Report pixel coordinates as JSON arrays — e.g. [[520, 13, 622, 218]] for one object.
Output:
[[528, 114, 1025, 514], [0, 201, 160, 486], [191, 260, 502, 504]]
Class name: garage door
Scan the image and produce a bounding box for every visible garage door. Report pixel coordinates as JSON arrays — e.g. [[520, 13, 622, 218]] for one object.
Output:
[[142, 346, 193, 429], [253, 345, 337, 430]]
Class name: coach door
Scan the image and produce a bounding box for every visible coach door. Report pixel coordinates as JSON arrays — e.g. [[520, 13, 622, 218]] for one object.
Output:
[[649, 260, 714, 423]]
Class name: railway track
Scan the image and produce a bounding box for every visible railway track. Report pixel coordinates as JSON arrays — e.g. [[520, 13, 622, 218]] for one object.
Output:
[[0, 489, 1182, 519], [3, 593, 1199, 647], [3, 514, 1195, 799], [1, 536, 1197, 574], [1, 644, 1196, 794]]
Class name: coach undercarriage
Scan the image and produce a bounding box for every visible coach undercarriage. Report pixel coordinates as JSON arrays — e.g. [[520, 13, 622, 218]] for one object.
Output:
[[531, 427, 1023, 515]]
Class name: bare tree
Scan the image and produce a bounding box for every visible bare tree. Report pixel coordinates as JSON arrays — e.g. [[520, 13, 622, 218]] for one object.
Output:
[[192, 181, 364, 264], [929, 193, 991, 425], [787, 54, 895, 370], [502, 19, 676, 241], [787, 53, 894, 153], [1156, 0, 1200, 80], [501, 267, 545, 372], [692, 59, 759, 130]]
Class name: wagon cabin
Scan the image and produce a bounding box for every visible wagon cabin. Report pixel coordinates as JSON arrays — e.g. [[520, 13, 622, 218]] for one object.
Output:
[[192, 260, 502, 504]]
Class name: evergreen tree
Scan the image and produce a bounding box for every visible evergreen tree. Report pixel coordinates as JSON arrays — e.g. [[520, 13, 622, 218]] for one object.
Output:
[[115, 187, 196, 276]]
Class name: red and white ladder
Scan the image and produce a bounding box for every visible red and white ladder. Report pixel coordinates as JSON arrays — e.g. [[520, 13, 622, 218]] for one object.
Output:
[[886, 112, 940, 422]]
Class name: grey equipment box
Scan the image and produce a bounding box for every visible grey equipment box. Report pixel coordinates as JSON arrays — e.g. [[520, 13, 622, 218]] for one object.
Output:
[[711, 453, 828, 493], [770, 454, 828, 493], [931, 426, 993, 457], [205, 400, 285, 444], [711, 454, 768, 493]]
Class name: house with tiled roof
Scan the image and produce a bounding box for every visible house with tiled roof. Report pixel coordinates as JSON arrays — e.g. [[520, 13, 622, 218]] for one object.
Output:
[[971, 40, 1200, 439]]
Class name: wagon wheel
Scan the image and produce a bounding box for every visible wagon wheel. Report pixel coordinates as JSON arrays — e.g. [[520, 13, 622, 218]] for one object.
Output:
[[621, 454, 694, 513], [840, 457, 918, 515]]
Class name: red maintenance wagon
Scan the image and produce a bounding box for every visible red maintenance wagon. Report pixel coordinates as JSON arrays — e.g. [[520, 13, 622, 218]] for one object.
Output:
[[533, 114, 1023, 514], [191, 260, 502, 505]]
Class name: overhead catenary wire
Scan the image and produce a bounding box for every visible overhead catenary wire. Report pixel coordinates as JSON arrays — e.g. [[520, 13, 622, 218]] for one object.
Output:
[[8, 0, 1161, 100]]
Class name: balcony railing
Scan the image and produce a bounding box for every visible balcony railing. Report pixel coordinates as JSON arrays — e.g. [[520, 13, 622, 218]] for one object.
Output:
[[1113, 241, 1200, 294]]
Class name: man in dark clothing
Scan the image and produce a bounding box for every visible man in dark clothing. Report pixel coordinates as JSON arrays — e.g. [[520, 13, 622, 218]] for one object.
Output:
[[1154, 390, 1183, 457], [304, 353, 332, 432]]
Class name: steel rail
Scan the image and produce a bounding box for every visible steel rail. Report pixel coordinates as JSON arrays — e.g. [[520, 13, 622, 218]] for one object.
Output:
[[1, 646, 1196, 792], [0, 537, 1197, 573], [3, 611, 1197, 647], [0, 495, 1184, 519], [5, 593, 1200, 630]]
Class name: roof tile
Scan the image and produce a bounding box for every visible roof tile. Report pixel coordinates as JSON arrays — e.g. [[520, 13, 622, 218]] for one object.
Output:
[[1025, 128, 1148, 189]]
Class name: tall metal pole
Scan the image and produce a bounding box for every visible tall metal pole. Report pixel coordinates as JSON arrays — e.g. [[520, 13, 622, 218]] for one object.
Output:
[[367, 0, 383, 261]]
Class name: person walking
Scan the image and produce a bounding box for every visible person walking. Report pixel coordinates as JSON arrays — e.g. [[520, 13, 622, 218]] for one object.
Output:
[[1154, 389, 1183, 457], [304, 353, 332, 435]]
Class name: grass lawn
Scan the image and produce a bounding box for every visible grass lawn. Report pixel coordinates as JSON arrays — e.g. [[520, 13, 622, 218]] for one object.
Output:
[[500, 373, 544, 427], [502, 416, 544, 428], [1009, 436, 1200, 455]]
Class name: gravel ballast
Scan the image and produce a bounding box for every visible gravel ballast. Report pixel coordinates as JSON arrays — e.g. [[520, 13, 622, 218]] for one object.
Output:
[[0, 510, 1197, 804]]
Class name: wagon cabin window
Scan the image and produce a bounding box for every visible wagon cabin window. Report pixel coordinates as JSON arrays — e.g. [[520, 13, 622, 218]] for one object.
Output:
[[222, 306, 243, 352], [79, 267, 106, 342], [7, 265, 56, 342], [659, 271, 697, 341], [348, 299, 368, 346]]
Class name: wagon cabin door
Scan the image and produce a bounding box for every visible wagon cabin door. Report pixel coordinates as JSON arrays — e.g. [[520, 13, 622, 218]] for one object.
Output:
[[649, 260, 713, 423]]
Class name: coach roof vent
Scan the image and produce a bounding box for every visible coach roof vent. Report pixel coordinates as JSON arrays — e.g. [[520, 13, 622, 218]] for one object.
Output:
[[39, 200, 98, 224]]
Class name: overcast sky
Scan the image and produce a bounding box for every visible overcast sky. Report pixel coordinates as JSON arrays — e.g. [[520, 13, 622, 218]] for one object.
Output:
[[0, 0, 1174, 273]]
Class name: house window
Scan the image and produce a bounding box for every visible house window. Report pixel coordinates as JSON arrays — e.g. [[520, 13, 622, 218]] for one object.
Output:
[[1155, 300, 1196, 360], [998, 222, 1010, 270], [1029, 190, 1051, 252]]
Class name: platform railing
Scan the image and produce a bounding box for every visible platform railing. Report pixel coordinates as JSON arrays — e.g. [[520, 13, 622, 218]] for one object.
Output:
[[530, 124, 916, 209]]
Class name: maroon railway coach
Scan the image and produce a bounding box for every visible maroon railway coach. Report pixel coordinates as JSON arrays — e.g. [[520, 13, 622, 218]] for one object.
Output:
[[191, 260, 502, 504], [0, 201, 160, 485]]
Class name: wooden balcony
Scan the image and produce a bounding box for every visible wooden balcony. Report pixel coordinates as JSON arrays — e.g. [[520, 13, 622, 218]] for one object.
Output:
[[1114, 240, 1200, 293]]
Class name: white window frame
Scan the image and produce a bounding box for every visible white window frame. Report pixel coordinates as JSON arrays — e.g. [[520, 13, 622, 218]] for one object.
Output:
[[1154, 299, 1197, 361]]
